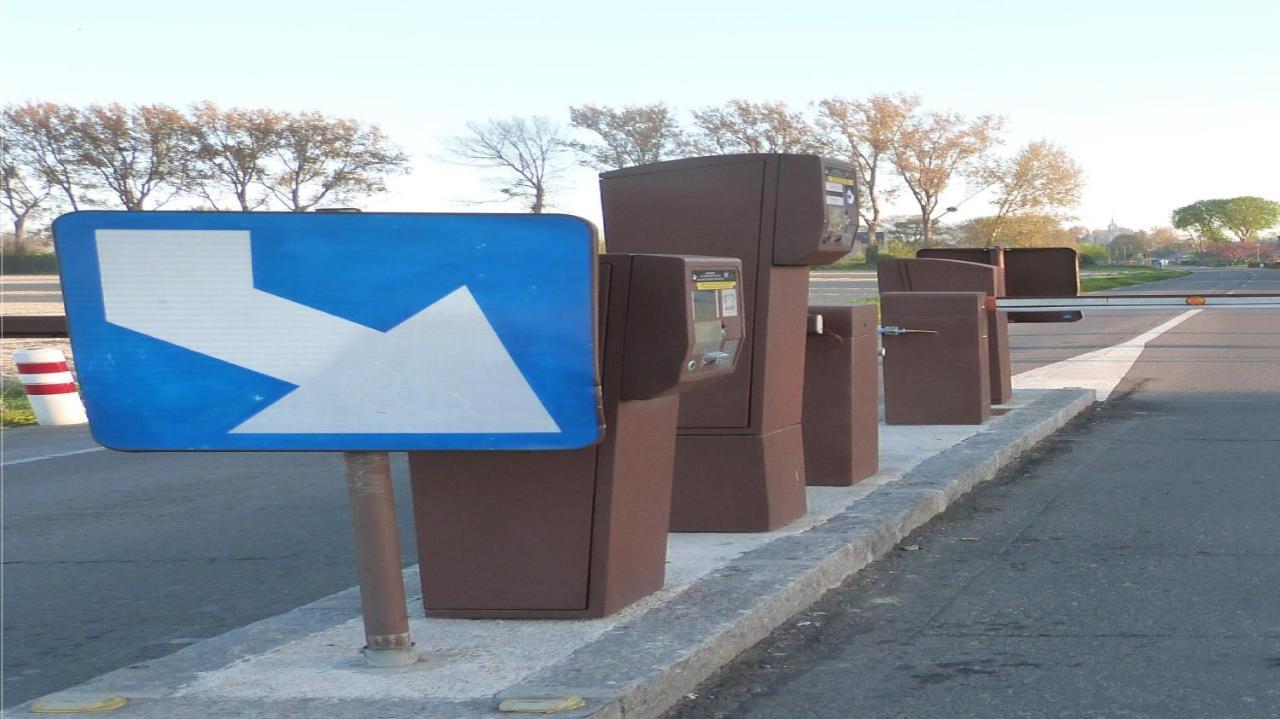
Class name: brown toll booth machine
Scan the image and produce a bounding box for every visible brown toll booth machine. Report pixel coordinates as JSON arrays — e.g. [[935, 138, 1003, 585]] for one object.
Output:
[[918, 246, 1082, 302], [601, 153, 860, 532], [877, 247, 1082, 425], [878, 257, 1010, 405], [408, 253, 744, 618]]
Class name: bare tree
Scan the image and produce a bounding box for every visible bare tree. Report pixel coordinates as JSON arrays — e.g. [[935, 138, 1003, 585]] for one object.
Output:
[[263, 111, 410, 212], [688, 100, 820, 155], [73, 103, 198, 210], [2, 102, 95, 210], [568, 103, 686, 170], [888, 110, 1004, 246], [816, 94, 919, 251], [977, 140, 1083, 246], [445, 116, 570, 213], [0, 122, 54, 251], [191, 103, 284, 211]]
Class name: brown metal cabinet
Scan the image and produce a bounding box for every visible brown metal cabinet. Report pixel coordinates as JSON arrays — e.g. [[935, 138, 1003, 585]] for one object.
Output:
[[1002, 247, 1080, 299], [601, 153, 858, 532], [879, 257, 1011, 405], [408, 254, 744, 618], [881, 291, 991, 425], [802, 305, 879, 486]]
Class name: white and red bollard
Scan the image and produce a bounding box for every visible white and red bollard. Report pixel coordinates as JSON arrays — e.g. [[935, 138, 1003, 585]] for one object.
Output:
[[13, 348, 88, 426]]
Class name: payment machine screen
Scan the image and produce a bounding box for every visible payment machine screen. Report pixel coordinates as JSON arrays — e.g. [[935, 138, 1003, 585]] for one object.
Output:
[[692, 289, 719, 321], [691, 268, 737, 348], [823, 165, 857, 238]]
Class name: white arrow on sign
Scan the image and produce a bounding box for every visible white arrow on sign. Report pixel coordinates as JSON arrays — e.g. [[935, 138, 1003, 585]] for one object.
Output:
[[95, 229, 561, 434]]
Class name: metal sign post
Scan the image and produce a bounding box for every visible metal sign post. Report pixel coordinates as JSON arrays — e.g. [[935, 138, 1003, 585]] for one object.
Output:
[[343, 451, 416, 667]]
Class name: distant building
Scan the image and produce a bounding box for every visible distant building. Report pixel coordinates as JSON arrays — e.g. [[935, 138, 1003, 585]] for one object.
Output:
[[1086, 217, 1134, 245]]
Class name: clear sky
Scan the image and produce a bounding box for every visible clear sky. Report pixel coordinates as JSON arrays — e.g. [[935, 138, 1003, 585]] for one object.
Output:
[[5, 0, 1278, 231]]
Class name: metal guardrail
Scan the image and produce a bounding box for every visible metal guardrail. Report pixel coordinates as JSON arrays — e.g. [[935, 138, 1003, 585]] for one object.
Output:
[[994, 294, 1280, 312], [1, 316, 69, 338]]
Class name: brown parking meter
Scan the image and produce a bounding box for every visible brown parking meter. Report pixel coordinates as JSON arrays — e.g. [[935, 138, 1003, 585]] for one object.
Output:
[[601, 153, 858, 532], [408, 254, 744, 618]]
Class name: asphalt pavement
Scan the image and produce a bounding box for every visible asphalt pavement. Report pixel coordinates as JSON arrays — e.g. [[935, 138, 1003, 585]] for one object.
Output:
[[667, 271, 1280, 718], [1006, 267, 1258, 374], [808, 271, 880, 304], [1, 448, 416, 707], [2, 266, 1275, 710]]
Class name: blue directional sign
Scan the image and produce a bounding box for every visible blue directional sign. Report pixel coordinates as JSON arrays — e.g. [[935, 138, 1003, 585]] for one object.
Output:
[[53, 211, 602, 451]]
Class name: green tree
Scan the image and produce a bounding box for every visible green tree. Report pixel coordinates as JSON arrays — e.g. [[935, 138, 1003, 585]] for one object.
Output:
[[1076, 243, 1108, 266], [1109, 232, 1146, 262], [1216, 196, 1280, 243], [884, 214, 958, 246], [1171, 200, 1228, 253]]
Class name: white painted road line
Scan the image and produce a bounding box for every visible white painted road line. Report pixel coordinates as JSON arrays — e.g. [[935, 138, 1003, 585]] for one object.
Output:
[[2, 446, 106, 467], [1012, 309, 1202, 401]]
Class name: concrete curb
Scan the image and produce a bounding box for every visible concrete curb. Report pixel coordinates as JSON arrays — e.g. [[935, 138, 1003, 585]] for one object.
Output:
[[22, 389, 1093, 718]]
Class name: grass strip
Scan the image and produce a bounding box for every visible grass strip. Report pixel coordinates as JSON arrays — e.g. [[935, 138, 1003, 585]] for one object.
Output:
[[2, 379, 38, 427], [813, 259, 874, 271], [1080, 269, 1191, 293]]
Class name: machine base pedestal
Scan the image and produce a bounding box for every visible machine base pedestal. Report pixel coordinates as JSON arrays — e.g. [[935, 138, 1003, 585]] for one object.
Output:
[[803, 305, 880, 486], [882, 292, 991, 426], [410, 395, 679, 620], [670, 426, 808, 533]]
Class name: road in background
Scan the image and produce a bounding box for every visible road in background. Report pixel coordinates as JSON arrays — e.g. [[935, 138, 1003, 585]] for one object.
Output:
[[4, 267, 1252, 379], [1006, 267, 1265, 374], [808, 267, 1273, 375], [2, 266, 1274, 707], [1, 275, 71, 377], [1, 448, 417, 707], [0, 275, 61, 309], [667, 269, 1280, 716], [808, 271, 879, 304]]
